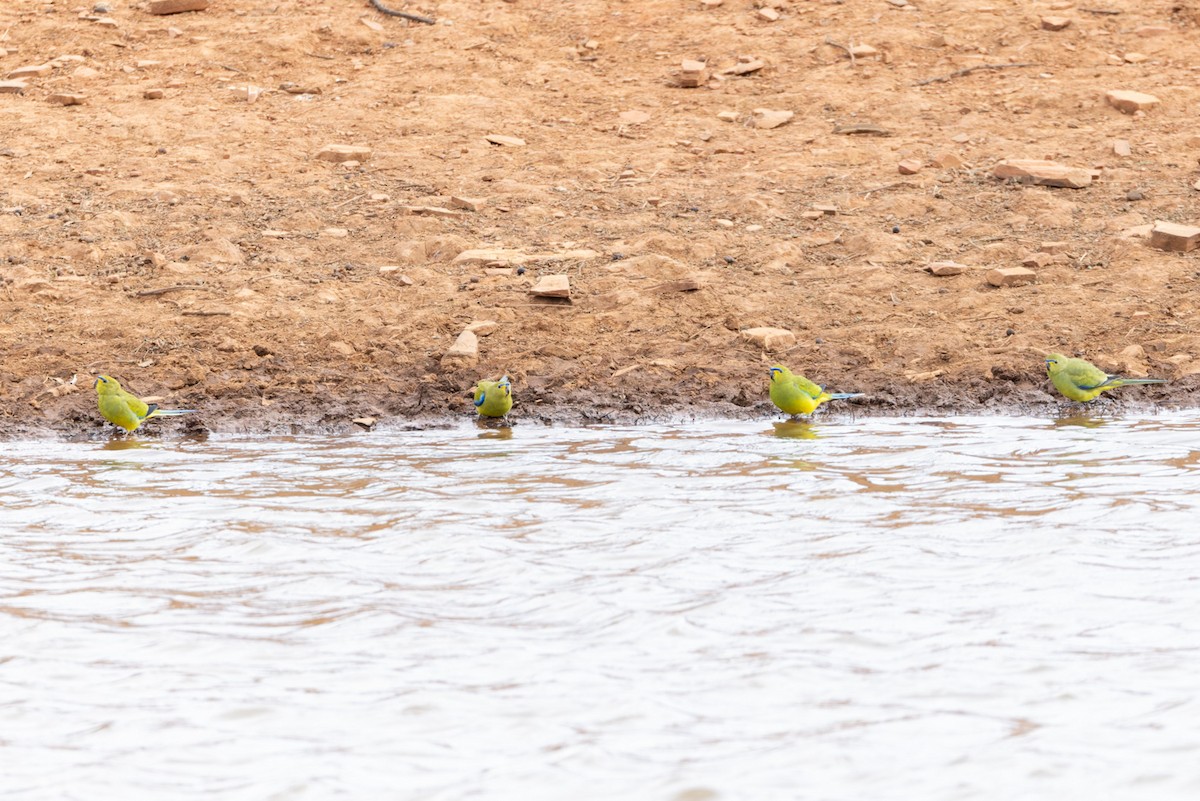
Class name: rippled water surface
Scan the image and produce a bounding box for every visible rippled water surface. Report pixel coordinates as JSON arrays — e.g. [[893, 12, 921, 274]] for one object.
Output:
[[3, 415, 1200, 800]]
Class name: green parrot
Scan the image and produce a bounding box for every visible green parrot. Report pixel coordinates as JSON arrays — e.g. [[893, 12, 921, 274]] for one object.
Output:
[[95, 375, 195, 433], [1044, 354, 1165, 402], [768, 365, 863, 417], [473, 375, 513, 418]]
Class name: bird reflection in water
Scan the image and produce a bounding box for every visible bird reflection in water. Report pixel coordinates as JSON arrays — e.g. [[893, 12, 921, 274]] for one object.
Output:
[[1054, 415, 1109, 430], [770, 421, 820, 440]]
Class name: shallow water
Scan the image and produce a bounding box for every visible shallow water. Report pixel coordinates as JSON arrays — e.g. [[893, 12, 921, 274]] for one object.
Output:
[[2, 415, 1200, 800]]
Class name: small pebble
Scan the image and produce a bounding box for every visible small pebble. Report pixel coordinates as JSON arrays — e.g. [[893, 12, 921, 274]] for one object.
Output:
[[723, 256, 734, 264], [1005, 328, 1015, 337], [1126, 189, 1145, 201], [611, 252, 624, 261], [892, 225, 901, 234], [688, 206, 699, 212], [516, 266, 526, 276], [93, 2, 110, 12]]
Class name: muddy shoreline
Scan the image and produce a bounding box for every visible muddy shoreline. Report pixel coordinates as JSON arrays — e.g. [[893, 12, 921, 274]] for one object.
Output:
[[3, 1, 1200, 440]]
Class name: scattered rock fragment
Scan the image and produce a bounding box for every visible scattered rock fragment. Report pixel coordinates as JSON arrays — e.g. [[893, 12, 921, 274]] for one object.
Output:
[[931, 152, 963, 168], [849, 44, 878, 58], [1112, 139, 1132, 157], [1041, 16, 1071, 30], [753, 108, 793, 129], [1105, 89, 1160, 114], [148, 0, 209, 14], [7, 64, 52, 79], [1040, 241, 1070, 254], [652, 278, 703, 292], [316, 143, 371, 163], [352, 417, 376, 429], [723, 57, 765, 75], [329, 341, 356, 357], [484, 134, 526, 147], [742, 327, 795, 351], [756, 7, 780, 21], [925, 261, 967, 276], [402, 205, 463, 218], [0, 80, 29, 94], [530, 274, 571, 298], [1123, 52, 1148, 64], [898, 158, 923, 175], [452, 248, 599, 266], [443, 329, 479, 365], [717, 110, 738, 122], [466, 320, 497, 336], [143, 88, 165, 99], [1149, 220, 1200, 252], [993, 159, 1092, 188], [679, 59, 708, 88], [46, 93, 85, 106], [449, 195, 485, 212], [987, 266, 1037, 287]]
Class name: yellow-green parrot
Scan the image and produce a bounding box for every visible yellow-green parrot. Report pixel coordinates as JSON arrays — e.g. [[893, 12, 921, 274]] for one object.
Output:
[[768, 365, 863, 417], [1044, 354, 1165, 402], [95, 375, 194, 433], [473, 375, 513, 418]]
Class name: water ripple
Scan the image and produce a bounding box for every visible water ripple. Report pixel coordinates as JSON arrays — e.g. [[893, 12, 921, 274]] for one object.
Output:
[[2, 415, 1200, 799]]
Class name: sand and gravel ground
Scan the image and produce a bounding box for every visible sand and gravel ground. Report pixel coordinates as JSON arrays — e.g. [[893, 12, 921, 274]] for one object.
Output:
[[1, 0, 1198, 436]]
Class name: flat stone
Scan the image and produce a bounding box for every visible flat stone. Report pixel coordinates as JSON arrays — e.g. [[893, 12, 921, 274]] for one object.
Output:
[[73, 66, 101, 79], [143, 88, 165, 99], [484, 134, 526, 147], [452, 248, 599, 266], [723, 58, 765, 75], [0, 80, 29, 94], [443, 329, 479, 362], [849, 44, 878, 58], [402, 205, 463, 218], [7, 64, 52, 79], [1041, 16, 1071, 30], [1112, 139, 1132, 157], [1123, 52, 1149, 64], [46, 93, 85, 105], [993, 159, 1092, 189], [1149, 220, 1200, 252], [986, 266, 1037, 287], [530, 274, 571, 298], [717, 110, 739, 122], [449, 195, 485, 212], [652, 279, 703, 292], [466, 320, 497, 336], [898, 158, 923, 175], [679, 59, 708, 87], [329, 341, 356, 356], [352, 417, 376, 429], [742, 327, 795, 351], [756, 7, 780, 21], [926, 261, 967, 276], [316, 143, 371, 163], [148, 0, 209, 14], [1039, 241, 1070, 254], [1105, 90, 1160, 114], [753, 108, 794, 129], [1135, 25, 1172, 37], [931, 152, 964, 168], [812, 204, 838, 215]]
